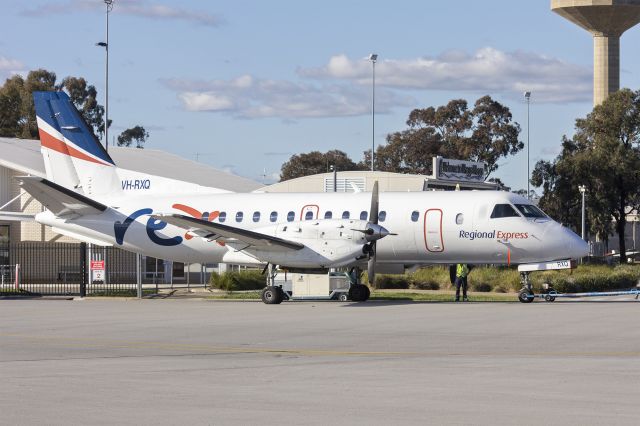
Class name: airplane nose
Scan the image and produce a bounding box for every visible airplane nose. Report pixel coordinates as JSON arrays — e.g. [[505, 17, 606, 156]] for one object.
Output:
[[564, 228, 589, 259]]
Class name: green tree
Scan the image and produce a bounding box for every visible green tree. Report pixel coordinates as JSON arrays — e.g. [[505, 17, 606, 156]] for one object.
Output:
[[371, 96, 522, 175], [532, 89, 640, 262], [60, 76, 108, 140], [0, 75, 25, 137], [117, 125, 149, 148], [0, 69, 57, 138], [280, 149, 362, 181], [0, 68, 126, 143]]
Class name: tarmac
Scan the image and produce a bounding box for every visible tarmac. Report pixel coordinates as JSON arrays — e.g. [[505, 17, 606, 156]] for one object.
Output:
[[1, 297, 639, 425]]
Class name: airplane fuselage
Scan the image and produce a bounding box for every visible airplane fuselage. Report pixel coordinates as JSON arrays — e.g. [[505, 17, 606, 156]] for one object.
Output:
[[36, 189, 587, 269]]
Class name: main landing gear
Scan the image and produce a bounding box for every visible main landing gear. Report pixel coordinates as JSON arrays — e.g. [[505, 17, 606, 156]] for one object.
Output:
[[262, 264, 287, 304], [261, 285, 285, 304], [348, 283, 371, 302]]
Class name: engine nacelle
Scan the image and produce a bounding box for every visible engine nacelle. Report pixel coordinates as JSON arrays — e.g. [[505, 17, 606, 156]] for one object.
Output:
[[225, 219, 371, 268]]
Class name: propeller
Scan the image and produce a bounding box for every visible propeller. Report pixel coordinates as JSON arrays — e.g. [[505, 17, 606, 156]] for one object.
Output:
[[365, 181, 395, 285], [350, 182, 396, 283]]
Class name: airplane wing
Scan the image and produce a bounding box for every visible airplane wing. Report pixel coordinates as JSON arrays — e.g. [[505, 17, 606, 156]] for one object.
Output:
[[152, 214, 305, 251], [16, 176, 108, 218]]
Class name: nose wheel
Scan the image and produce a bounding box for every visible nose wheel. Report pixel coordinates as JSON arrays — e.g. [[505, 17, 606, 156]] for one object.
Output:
[[518, 272, 534, 303]]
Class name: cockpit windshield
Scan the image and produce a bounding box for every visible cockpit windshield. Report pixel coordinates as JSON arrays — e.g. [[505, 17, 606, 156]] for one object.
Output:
[[490, 204, 520, 219], [514, 204, 547, 218]]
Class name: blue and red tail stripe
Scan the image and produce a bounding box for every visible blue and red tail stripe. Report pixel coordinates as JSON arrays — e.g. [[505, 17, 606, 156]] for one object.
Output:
[[33, 91, 115, 166]]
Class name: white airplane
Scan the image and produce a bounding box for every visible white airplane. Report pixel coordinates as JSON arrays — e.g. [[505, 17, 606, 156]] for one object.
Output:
[[2, 92, 589, 303]]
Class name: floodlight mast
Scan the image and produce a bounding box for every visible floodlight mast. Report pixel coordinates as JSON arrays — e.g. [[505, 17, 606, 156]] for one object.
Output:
[[96, 0, 114, 151], [524, 91, 531, 199], [369, 53, 378, 172]]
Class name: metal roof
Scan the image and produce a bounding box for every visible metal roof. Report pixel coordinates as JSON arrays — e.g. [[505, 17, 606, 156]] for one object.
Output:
[[0, 137, 261, 192]]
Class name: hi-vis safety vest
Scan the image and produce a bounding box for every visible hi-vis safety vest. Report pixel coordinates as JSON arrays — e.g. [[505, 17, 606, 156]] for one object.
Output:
[[456, 264, 469, 278]]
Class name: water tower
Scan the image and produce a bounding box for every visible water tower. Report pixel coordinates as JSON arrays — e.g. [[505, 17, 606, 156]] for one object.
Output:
[[551, 0, 640, 105]]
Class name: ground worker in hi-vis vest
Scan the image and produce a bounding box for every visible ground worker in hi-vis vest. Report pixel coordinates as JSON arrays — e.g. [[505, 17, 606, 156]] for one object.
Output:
[[455, 263, 469, 302]]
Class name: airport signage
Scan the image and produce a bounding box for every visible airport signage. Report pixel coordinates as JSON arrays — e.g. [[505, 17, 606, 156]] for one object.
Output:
[[436, 157, 486, 182], [91, 260, 105, 282]]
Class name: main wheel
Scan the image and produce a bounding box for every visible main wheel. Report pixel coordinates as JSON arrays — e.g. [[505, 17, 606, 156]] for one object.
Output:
[[348, 284, 368, 302], [261, 286, 284, 304], [338, 293, 349, 302], [518, 289, 534, 304]]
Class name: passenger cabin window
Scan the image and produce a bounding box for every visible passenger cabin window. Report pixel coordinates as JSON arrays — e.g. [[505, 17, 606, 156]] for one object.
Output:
[[287, 211, 295, 222], [360, 211, 368, 220], [342, 211, 350, 219], [218, 212, 227, 223], [490, 204, 520, 219], [270, 211, 278, 222], [252, 211, 261, 222], [235, 212, 244, 222], [456, 213, 464, 225], [411, 211, 419, 222], [324, 211, 332, 219], [305, 211, 314, 221], [379, 211, 387, 222], [515, 204, 547, 219]]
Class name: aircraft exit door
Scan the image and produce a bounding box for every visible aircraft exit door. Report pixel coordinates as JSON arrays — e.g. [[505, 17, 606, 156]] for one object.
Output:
[[424, 209, 444, 252]]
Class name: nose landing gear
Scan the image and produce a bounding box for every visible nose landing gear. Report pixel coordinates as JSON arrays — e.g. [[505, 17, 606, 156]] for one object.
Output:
[[518, 272, 534, 303]]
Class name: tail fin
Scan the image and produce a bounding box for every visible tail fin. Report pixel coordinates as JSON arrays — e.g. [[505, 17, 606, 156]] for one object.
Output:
[[33, 91, 118, 196]]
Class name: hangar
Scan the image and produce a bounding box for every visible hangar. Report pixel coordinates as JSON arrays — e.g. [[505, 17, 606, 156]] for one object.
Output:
[[260, 156, 499, 193], [0, 137, 261, 285]]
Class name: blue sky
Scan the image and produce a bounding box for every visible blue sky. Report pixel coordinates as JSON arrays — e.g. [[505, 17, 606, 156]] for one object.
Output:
[[1, 0, 640, 188]]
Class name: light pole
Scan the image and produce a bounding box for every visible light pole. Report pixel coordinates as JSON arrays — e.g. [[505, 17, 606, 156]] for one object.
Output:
[[96, 0, 114, 152], [524, 91, 531, 199], [330, 165, 337, 192], [369, 53, 378, 172], [579, 185, 587, 240]]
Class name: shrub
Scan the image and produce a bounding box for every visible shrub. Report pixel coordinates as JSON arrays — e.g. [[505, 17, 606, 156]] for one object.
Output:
[[410, 281, 440, 290], [410, 266, 452, 289], [374, 275, 409, 289], [210, 270, 266, 292], [470, 282, 492, 292], [545, 265, 639, 293]]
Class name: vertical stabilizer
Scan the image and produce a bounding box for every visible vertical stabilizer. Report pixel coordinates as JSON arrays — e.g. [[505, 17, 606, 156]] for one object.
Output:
[[33, 91, 119, 196]]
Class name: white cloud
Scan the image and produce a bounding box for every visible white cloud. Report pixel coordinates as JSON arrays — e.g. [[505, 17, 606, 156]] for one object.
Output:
[[21, 0, 223, 27], [161, 47, 592, 120], [178, 92, 235, 111], [0, 55, 25, 80], [299, 48, 592, 103], [162, 77, 414, 119]]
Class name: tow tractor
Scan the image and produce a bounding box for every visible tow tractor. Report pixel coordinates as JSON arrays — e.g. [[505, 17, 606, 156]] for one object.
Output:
[[260, 266, 368, 304], [517, 259, 640, 303]]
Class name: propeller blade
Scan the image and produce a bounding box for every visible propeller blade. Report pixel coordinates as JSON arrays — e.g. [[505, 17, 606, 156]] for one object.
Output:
[[367, 242, 376, 285], [369, 181, 379, 225]]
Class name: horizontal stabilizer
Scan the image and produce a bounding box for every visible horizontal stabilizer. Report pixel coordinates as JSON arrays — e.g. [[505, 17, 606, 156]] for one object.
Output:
[[16, 176, 107, 218], [152, 214, 304, 251]]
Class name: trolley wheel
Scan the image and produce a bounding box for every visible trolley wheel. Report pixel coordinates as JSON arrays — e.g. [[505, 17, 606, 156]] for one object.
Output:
[[518, 289, 534, 303], [544, 294, 556, 302], [338, 293, 349, 302], [261, 286, 284, 304]]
